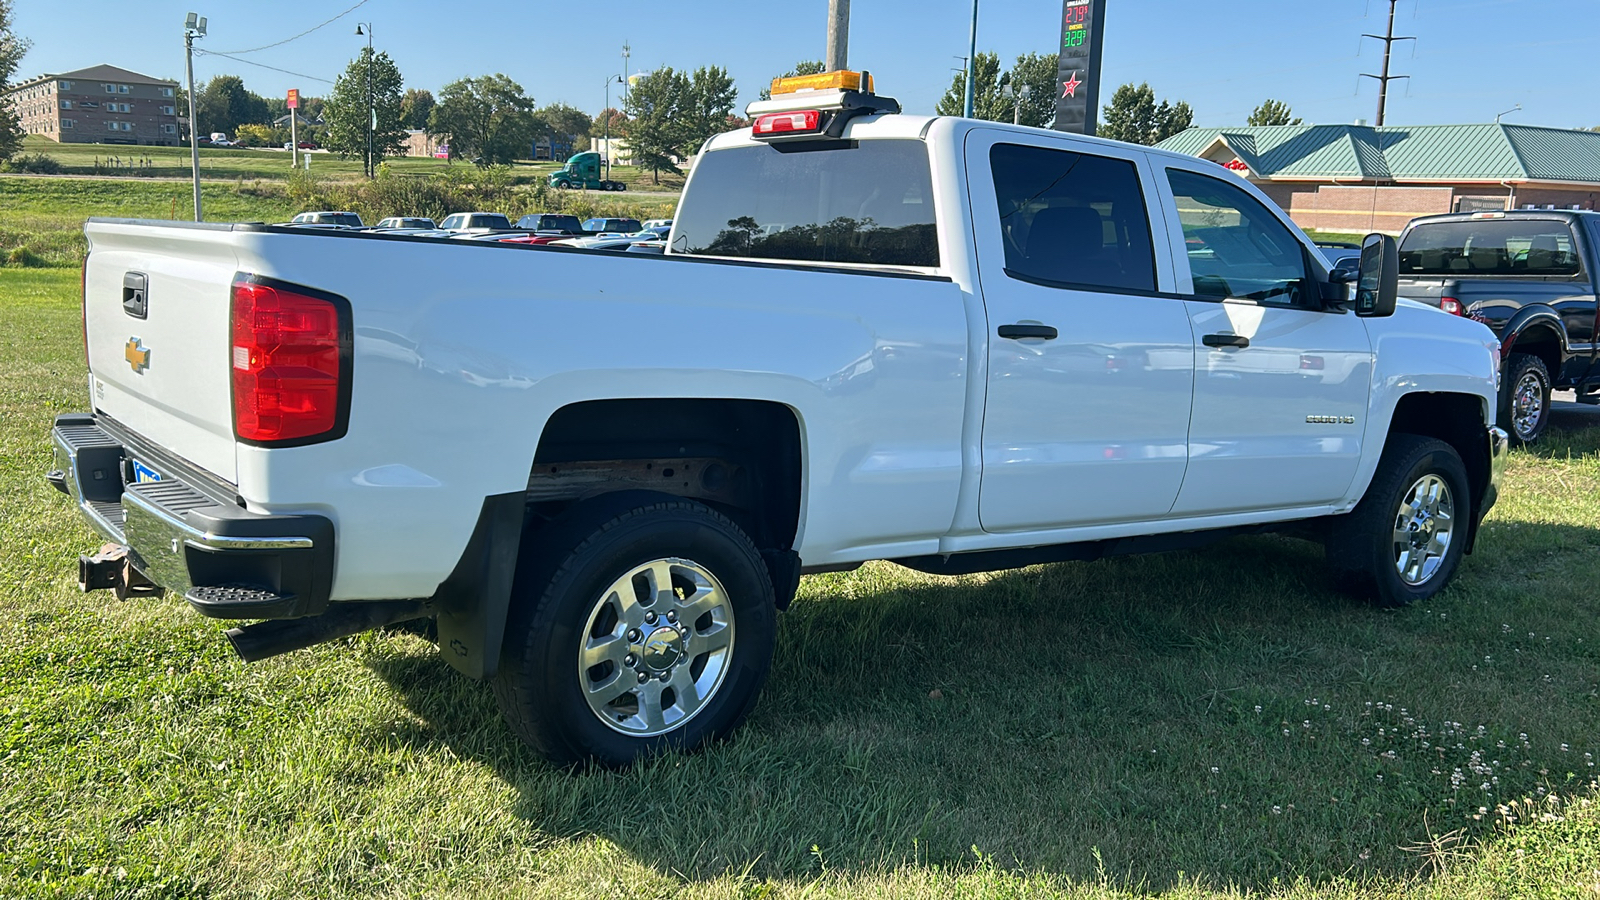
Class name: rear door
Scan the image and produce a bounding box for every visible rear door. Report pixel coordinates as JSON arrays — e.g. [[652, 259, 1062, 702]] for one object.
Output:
[[968, 129, 1195, 532], [1155, 163, 1372, 516], [84, 222, 239, 482]]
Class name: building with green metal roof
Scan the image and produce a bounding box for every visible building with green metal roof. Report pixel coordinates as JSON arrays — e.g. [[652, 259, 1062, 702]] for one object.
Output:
[[1157, 123, 1600, 233]]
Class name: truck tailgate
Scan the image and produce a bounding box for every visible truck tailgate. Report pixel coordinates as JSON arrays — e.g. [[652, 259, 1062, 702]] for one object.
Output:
[[85, 221, 240, 483]]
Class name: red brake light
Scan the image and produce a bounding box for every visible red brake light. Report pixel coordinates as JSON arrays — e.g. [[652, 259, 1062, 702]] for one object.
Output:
[[1440, 296, 1463, 316], [753, 110, 822, 137], [230, 278, 348, 444]]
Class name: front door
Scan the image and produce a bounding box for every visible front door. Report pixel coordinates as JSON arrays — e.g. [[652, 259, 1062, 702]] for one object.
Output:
[[969, 130, 1195, 532], [1156, 165, 1374, 516]]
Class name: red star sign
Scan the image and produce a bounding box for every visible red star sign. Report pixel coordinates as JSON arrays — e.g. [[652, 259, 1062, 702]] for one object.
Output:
[[1061, 71, 1082, 99]]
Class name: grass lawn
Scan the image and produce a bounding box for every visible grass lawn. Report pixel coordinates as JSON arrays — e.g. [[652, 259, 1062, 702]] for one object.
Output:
[[15, 135, 684, 194], [3, 267, 1600, 898]]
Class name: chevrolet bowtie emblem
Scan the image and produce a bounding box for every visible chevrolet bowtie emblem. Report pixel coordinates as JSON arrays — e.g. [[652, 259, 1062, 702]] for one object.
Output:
[[125, 337, 150, 374]]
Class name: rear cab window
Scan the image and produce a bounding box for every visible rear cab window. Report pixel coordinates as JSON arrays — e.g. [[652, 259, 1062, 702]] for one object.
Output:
[[990, 142, 1156, 292], [1399, 218, 1585, 277], [672, 139, 940, 269]]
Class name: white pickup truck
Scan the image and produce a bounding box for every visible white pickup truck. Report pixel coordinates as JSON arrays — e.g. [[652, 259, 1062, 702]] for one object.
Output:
[[52, 79, 1507, 766]]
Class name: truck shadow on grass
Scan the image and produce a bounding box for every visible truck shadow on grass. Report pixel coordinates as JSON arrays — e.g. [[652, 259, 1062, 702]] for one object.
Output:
[[366, 429, 1600, 893]]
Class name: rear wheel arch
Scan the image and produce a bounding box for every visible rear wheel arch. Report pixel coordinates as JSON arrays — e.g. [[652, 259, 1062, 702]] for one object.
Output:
[[1503, 319, 1564, 378], [524, 397, 805, 556]]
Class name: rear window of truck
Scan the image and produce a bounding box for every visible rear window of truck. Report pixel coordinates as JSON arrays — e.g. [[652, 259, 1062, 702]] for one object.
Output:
[[673, 139, 939, 267], [1399, 219, 1583, 276]]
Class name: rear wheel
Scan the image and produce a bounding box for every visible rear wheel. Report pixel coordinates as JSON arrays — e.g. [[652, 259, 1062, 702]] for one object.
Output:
[[1499, 352, 1551, 445], [1326, 434, 1472, 608], [492, 496, 776, 766]]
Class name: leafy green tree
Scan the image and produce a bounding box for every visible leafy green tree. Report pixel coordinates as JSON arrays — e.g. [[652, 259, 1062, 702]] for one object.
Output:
[[1099, 82, 1193, 145], [324, 49, 407, 169], [758, 60, 825, 101], [428, 74, 538, 165], [935, 52, 1057, 126], [536, 102, 590, 144], [0, 0, 28, 161], [681, 66, 739, 154], [624, 68, 690, 183], [400, 88, 434, 131], [1248, 99, 1301, 127], [196, 75, 272, 137]]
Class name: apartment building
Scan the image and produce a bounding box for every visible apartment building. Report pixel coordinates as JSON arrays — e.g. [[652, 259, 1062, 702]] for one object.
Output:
[[6, 64, 180, 146]]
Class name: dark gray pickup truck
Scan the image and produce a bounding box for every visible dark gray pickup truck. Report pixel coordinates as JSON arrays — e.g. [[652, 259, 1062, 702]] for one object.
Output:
[[1397, 210, 1600, 443]]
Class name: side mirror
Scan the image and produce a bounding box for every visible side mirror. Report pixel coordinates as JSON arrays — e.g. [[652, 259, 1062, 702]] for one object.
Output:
[[1354, 233, 1398, 318]]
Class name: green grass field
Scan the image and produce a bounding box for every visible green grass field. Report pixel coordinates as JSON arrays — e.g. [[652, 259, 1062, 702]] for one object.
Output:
[[3, 267, 1600, 898], [13, 135, 687, 193]]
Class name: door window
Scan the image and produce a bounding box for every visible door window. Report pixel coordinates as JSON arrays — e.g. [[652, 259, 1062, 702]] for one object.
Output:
[[1167, 168, 1310, 306], [990, 143, 1156, 292]]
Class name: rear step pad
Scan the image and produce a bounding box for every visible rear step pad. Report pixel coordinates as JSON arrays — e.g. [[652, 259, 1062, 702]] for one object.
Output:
[[186, 584, 300, 619]]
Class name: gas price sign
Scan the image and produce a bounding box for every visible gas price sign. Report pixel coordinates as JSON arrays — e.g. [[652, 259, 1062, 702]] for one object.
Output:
[[1054, 0, 1107, 135]]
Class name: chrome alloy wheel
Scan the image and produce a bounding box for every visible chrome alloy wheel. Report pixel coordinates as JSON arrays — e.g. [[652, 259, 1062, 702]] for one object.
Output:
[[576, 557, 736, 737], [1392, 474, 1455, 586], [1511, 371, 1546, 440]]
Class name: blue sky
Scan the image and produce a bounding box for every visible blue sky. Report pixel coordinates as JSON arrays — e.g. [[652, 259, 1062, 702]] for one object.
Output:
[[13, 0, 1599, 130]]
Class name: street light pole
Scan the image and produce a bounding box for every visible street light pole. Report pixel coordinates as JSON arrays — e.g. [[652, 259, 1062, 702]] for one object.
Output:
[[356, 23, 373, 178], [1002, 82, 1030, 125], [963, 0, 979, 117], [622, 41, 631, 106], [603, 74, 622, 183], [183, 12, 206, 222]]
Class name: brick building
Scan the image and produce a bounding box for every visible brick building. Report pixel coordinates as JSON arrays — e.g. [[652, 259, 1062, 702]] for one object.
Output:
[[1158, 123, 1600, 234], [5, 64, 180, 147]]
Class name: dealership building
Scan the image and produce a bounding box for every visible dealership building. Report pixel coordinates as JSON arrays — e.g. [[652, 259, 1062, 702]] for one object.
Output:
[[1158, 122, 1600, 233], [5, 64, 181, 146]]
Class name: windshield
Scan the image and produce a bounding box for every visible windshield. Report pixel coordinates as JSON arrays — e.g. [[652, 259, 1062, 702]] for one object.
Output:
[[1399, 219, 1583, 276], [672, 139, 940, 267]]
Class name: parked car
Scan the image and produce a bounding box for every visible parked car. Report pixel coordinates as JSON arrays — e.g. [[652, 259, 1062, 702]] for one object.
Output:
[[641, 219, 673, 231], [582, 217, 643, 235], [550, 235, 652, 251], [1396, 209, 1600, 443], [288, 211, 364, 228], [515, 214, 584, 234], [373, 217, 437, 231], [438, 212, 512, 232], [57, 77, 1506, 768]]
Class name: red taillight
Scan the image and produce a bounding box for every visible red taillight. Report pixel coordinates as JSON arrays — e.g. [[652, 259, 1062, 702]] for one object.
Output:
[[1440, 296, 1464, 316], [230, 278, 347, 444], [753, 110, 822, 137]]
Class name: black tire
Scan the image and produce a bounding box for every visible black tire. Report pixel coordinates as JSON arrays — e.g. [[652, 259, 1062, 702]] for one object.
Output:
[[492, 495, 776, 766], [1499, 352, 1552, 445], [1326, 434, 1472, 608]]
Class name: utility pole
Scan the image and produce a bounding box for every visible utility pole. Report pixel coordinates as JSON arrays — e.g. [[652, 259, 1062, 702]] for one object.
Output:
[[963, 0, 979, 117], [1360, 0, 1414, 126], [356, 23, 374, 177], [603, 74, 622, 183], [826, 0, 849, 71], [183, 12, 205, 222]]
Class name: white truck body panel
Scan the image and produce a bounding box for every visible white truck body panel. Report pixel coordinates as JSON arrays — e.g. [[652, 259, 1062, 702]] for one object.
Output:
[[77, 114, 1503, 603]]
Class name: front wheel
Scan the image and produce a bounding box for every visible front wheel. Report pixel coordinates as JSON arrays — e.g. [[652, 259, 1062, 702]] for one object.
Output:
[[1326, 434, 1472, 608], [1500, 352, 1552, 445], [492, 496, 777, 766]]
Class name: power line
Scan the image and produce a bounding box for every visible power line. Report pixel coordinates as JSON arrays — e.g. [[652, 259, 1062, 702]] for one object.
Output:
[[209, 0, 373, 55], [195, 49, 334, 84]]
